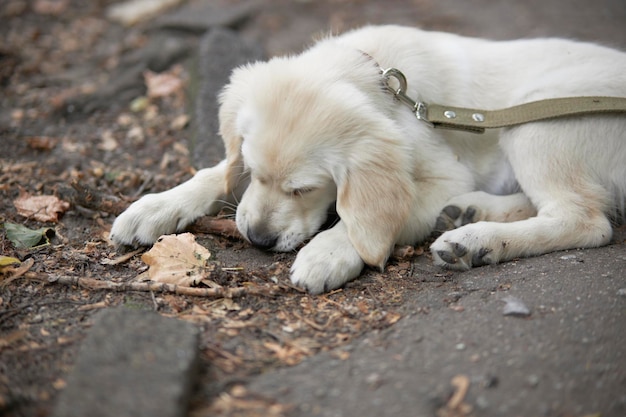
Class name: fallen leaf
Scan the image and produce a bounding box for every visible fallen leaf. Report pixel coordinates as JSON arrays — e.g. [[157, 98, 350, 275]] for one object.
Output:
[[52, 378, 66, 390], [0, 256, 21, 267], [392, 245, 415, 259], [0, 330, 27, 349], [106, 0, 184, 26], [1, 258, 34, 281], [144, 65, 184, 98], [33, 0, 69, 16], [13, 192, 69, 222], [25, 136, 59, 151], [170, 114, 189, 130], [130, 96, 149, 112], [98, 129, 119, 151], [141, 233, 214, 286], [3, 223, 54, 249], [384, 311, 402, 325]]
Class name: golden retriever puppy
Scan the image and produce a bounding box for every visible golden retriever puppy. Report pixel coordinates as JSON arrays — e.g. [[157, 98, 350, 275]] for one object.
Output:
[[111, 25, 626, 294]]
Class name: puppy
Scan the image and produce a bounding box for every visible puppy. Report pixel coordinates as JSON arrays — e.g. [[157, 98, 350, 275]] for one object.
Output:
[[110, 25, 626, 294]]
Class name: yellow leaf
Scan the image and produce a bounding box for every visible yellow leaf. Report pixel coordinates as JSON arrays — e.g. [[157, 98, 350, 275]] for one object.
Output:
[[0, 256, 21, 267], [141, 233, 213, 286]]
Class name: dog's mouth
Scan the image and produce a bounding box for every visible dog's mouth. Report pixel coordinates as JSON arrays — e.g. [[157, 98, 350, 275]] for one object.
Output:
[[245, 202, 339, 252]]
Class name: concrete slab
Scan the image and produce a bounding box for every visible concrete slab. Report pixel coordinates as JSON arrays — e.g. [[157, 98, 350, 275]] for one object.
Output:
[[190, 28, 265, 168], [248, 244, 626, 416], [52, 307, 200, 417]]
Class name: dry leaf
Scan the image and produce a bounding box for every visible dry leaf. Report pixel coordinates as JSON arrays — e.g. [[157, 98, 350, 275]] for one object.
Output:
[[0, 256, 21, 267], [25, 136, 59, 151], [144, 65, 184, 98], [13, 193, 69, 222], [107, 0, 184, 26], [141, 233, 214, 286], [1, 258, 34, 282], [393, 245, 415, 259], [98, 129, 119, 151], [170, 114, 189, 130], [33, 0, 69, 16]]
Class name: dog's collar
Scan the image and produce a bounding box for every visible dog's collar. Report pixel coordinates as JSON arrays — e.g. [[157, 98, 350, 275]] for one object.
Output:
[[379, 66, 626, 134]]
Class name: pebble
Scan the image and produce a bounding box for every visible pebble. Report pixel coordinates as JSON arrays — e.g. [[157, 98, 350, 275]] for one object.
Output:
[[502, 296, 531, 317], [527, 374, 540, 387], [617, 288, 626, 297]]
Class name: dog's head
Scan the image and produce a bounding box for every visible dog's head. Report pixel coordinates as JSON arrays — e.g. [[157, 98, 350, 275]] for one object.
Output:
[[218, 43, 414, 268]]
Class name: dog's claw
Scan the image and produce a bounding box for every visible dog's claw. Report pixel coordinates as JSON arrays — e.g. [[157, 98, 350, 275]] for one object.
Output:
[[471, 247, 493, 267], [442, 205, 462, 219], [462, 206, 478, 225], [437, 249, 459, 264], [432, 204, 482, 238], [452, 242, 468, 257]]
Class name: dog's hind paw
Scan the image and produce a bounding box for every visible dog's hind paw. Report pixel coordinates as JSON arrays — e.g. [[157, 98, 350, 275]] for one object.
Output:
[[432, 204, 481, 236], [430, 224, 496, 270]]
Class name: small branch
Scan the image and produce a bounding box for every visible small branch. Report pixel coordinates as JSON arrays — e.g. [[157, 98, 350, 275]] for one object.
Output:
[[57, 180, 130, 216], [190, 217, 242, 239], [37, 274, 275, 298]]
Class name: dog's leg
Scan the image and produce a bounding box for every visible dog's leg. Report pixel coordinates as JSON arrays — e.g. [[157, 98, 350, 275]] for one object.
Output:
[[430, 205, 612, 270], [433, 191, 537, 235], [290, 221, 365, 294], [110, 160, 242, 246], [430, 120, 618, 270]]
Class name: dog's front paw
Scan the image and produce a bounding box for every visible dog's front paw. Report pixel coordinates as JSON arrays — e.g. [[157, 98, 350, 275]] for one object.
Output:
[[430, 223, 498, 270], [110, 193, 196, 247], [290, 230, 364, 294]]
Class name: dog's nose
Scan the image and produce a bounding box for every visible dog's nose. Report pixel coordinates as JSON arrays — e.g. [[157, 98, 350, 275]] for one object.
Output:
[[247, 229, 278, 250]]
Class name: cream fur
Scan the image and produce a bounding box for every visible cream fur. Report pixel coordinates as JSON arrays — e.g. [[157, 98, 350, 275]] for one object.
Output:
[[111, 25, 626, 294]]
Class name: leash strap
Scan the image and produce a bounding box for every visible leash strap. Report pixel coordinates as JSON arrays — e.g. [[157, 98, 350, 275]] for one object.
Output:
[[427, 96, 626, 133], [381, 67, 626, 134]]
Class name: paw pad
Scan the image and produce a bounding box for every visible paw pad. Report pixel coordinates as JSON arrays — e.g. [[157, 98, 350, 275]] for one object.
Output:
[[433, 205, 479, 236]]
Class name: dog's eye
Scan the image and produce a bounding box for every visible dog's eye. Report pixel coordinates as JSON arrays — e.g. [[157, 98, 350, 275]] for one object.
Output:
[[290, 187, 315, 197]]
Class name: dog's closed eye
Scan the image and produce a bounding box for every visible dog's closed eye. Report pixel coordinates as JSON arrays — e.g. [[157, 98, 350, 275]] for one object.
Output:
[[290, 187, 316, 197]]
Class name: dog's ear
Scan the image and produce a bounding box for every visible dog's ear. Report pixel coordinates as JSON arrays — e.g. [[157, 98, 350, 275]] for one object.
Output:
[[335, 139, 413, 269], [218, 67, 251, 193], [219, 109, 244, 193]]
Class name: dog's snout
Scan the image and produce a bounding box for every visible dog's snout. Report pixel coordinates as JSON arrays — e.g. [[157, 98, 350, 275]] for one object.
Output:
[[247, 228, 278, 250]]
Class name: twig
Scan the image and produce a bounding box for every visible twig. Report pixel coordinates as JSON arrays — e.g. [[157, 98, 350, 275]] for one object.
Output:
[[448, 375, 470, 410], [437, 374, 473, 417], [100, 248, 144, 265], [34, 274, 276, 298], [292, 311, 330, 331], [57, 180, 129, 215], [190, 217, 242, 239]]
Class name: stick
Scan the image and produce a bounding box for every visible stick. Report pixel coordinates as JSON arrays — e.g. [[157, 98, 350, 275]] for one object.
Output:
[[34, 274, 276, 298], [189, 217, 242, 239], [57, 180, 130, 215]]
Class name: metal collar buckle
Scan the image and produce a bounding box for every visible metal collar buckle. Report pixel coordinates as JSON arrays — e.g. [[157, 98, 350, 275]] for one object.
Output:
[[381, 67, 433, 127]]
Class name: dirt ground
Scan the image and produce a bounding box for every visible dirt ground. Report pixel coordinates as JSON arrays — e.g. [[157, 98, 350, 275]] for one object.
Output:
[[1, 1, 625, 417]]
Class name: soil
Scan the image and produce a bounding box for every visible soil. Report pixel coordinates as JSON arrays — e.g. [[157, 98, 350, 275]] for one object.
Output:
[[1, 1, 625, 417]]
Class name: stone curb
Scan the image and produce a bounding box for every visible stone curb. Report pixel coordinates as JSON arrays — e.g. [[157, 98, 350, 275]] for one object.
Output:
[[52, 307, 199, 417]]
